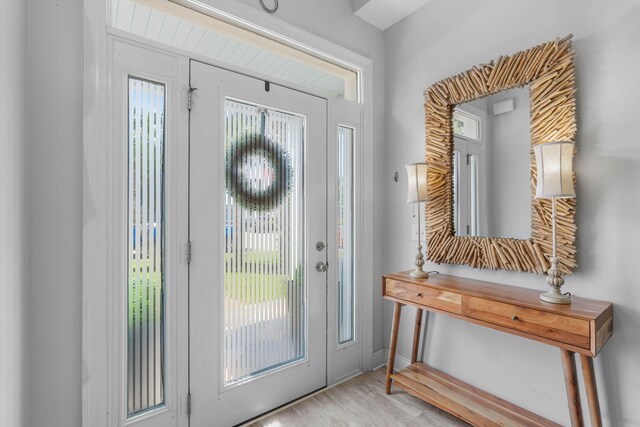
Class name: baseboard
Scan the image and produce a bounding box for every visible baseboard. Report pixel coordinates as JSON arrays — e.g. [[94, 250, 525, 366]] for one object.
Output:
[[371, 349, 386, 370], [371, 349, 411, 371], [392, 351, 411, 370]]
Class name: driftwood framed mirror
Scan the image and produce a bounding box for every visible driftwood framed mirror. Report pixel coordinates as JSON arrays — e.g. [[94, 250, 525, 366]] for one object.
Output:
[[424, 35, 576, 274]]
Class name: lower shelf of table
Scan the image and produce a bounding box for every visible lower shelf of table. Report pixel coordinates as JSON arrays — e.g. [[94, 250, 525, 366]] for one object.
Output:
[[390, 362, 561, 427]]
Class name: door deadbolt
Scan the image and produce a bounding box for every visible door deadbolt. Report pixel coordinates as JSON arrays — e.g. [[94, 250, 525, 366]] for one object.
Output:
[[316, 241, 325, 251], [315, 261, 328, 272]]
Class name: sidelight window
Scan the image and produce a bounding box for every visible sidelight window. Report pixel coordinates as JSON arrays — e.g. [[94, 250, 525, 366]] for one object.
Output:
[[337, 126, 355, 345], [127, 76, 166, 416]]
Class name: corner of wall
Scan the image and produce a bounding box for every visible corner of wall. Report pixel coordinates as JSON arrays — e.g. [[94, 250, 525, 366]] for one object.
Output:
[[0, 0, 28, 425]]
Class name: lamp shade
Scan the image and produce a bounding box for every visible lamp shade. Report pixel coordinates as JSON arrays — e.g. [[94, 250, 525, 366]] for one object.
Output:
[[534, 141, 576, 199], [405, 162, 429, 203]]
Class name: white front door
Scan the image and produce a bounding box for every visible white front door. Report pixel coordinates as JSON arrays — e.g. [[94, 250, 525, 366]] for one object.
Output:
[[189, 61, 328, 427]]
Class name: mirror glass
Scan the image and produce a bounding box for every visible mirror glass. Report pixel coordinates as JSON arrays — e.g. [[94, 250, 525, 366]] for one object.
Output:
[[452, 86, 532, 239]]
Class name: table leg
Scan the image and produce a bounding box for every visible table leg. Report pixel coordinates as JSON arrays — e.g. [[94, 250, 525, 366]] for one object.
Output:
[[580, 354, 602, 427], [561, 349, 584, 427], [411, 308, 423, 364], [385, 302, 403, 394]]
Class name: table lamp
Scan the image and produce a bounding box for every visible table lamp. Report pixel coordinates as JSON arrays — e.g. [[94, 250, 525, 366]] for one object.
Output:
[[533, 141, 576, 304], [405, 163, 430, 278]]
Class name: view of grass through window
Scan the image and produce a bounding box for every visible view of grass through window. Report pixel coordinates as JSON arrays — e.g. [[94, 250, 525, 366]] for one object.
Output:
[[222, 99, 307, 385], [127, 76, 166, 416]]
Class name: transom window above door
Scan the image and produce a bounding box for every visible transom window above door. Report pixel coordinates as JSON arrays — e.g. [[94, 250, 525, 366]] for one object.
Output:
[[110, 0, 359, 101]]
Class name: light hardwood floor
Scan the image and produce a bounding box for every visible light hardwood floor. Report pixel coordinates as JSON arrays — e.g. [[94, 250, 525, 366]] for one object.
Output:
[[246, 368, 469, 426]]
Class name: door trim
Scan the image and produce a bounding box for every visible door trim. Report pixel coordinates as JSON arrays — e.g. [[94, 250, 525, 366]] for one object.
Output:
[[327, 99, 365, 384]]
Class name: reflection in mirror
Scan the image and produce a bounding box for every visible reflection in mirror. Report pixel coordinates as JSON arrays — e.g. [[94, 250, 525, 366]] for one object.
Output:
[[452, 86, 532, 239]]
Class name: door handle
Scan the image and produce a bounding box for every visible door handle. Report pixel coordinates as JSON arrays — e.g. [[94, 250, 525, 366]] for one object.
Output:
[[315, 261, 328, 272]]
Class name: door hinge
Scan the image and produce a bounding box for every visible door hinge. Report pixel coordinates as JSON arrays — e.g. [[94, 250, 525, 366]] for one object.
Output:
[[466, 224, 470, 235], [187, 393, 192, 417], [188, 86, 197, 110], [187, 241, 192, 264], [466, 153, 470, 165]]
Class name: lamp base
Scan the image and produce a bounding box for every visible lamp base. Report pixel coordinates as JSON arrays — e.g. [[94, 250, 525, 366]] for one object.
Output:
[[541, 256, 571, 304], [540, 290, 571, 305], [410, 269, 429, 279]]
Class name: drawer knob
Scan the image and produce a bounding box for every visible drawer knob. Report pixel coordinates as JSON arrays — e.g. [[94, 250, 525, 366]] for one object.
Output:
[[416, 292, 423, 298], [511, 315, 519, 321]]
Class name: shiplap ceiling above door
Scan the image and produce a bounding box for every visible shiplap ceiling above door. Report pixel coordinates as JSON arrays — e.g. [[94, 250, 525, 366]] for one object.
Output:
[[352, 0, 434, 31], [112, 0, 358, 100]]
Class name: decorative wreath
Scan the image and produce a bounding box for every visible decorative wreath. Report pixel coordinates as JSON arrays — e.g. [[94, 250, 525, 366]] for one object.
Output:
[[225, 132, 292, 211]]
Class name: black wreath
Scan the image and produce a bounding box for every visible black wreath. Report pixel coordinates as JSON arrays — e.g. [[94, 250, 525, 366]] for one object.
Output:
[[225, 132, 292, 211]]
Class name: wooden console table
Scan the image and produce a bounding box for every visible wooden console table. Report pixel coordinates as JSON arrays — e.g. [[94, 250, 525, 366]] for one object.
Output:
[[383, 272, 613, 427]]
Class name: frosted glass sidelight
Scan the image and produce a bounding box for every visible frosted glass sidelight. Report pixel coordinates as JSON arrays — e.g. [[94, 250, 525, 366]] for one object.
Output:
[[453, 151, 461, 235], [469, 155, 479, 237], [337, 126, 355, 345], [223, 99, 306, 385], [127, 77, 166, 416]]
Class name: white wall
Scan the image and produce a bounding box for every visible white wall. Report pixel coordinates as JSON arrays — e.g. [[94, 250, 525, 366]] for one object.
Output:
[[0, 2, 27, 426], [24, 1, 384, 426], [486, 87, 531, 238], [383, 0, 640, 425], [27, 0, 84, 426]]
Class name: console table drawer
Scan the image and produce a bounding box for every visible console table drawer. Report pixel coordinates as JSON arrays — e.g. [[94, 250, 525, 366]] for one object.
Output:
[[462, 296, 590, 348], [384, 279, 461, 314]]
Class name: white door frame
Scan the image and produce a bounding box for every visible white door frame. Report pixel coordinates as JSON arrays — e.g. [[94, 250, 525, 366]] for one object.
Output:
[[327, 99, 365, 384], [83, 1, 374, 426], [111, 39, 190, 427]]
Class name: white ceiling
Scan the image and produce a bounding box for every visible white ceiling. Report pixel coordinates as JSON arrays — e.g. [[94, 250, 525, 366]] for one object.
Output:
[[353, 0, 434, 31]]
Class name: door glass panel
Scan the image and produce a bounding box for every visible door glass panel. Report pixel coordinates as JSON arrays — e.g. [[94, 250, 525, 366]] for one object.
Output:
[[223, 99, 306, 386], [337, 126, 354, 345], [127, 76, 165, 416]]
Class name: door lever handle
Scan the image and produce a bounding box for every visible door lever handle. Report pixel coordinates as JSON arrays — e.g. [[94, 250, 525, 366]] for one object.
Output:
[[315, 261, 328, 272]]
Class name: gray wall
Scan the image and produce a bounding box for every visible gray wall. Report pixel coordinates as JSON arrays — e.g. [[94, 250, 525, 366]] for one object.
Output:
[[486, 87, 531, 238], [0, 1, 27, 426], [23, 1, 384, 426], [383, 0, 640, 425], [27, 0, 83, 426]]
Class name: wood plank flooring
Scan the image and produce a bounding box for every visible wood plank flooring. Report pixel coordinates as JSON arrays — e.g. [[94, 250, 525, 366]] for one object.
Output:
[[246, 368, 469, 426]]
